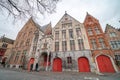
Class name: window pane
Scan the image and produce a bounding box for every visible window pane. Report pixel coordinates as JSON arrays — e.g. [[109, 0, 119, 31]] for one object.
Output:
[[88, 28, 93, 35], [78, 39, 84, 50], [95, 27, 100, 34], [69, 29, 73, 38], [70, 40, 75, 50], [55, 31, 59, 40], [55, 42, 59, 51], [62, 41, 67, 51], [90, 39, 97, 49], [76, 28, 81, 37]]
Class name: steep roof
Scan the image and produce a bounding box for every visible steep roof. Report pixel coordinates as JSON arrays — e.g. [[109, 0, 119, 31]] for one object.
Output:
[[0, 36, 14, 44], [41, 22, 52, 35], [105, 24, 120, 33], [53, 11, 82, 28]]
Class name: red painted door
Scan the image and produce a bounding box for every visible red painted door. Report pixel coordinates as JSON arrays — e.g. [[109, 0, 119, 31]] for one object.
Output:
[[28, 58, 34, 71], [78, 57, 90, 72], [53, 58, 62, 72], [97, 55, 115, 73]]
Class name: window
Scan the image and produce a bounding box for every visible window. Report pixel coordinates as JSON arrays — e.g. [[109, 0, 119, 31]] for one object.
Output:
[[88, 28, 93, 35], [68, 23, 72, 28], [55, 42, 59, 51], [55, 31, 59, 40], [99, 38, 106, 48], [23, 50, 27, 55], [110, 41, 118, 49], [118, 41, 120, 48], [78, 39, 84, 50], [115, 55, 120, 60], [76, 28, 81, 37], [69, 29, 73, 39], [62, 24, 66, 29], [14, 51, 20, 63], [67, 57, 72, 64], [20, 50, 27, 63], [26, 39, 30, 46], [62, 41, 67, 51], [95, 27, 100, 34], [70, 40, 75, 50], [109, 32, 117, 37], [34, 35, 39, 43], [62, 30, 66, 39], [90, 39, 97, 49]]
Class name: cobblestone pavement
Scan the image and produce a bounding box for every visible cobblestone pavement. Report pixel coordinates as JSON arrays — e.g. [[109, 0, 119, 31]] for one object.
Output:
[[0, 68, 120, 80]]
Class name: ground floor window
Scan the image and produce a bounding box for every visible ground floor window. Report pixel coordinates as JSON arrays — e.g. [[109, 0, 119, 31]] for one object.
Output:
[[115, 55, 120, 66]]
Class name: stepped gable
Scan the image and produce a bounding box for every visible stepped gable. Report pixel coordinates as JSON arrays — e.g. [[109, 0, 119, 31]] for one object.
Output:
[[84, 12, 99, 27]]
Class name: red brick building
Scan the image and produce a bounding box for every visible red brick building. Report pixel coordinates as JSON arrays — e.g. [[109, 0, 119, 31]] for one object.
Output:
[[84, 13, 118, 73]]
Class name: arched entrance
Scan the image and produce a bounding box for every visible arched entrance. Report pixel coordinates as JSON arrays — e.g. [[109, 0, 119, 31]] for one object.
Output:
[[53, 57, 62, 72], [78, 57, 90, 72], [39, 52, 51, 67], [97, 55, 115, 73], [28, 58, 34, 71]]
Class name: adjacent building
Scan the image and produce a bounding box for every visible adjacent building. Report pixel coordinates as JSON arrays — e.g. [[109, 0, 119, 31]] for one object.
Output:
[[9, 18, 40, 69], [0, 36, 14, 66], [105, 24, 120, 69]]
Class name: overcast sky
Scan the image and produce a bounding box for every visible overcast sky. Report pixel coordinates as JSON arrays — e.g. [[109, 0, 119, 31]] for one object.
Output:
[[0, 0, 120, 40]]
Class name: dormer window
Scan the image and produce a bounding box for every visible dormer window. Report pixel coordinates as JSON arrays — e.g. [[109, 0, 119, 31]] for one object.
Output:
[[109, 32, 117, 37]]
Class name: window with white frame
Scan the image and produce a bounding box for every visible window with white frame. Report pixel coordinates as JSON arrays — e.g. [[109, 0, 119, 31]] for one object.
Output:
[[90, 39, 97, 49], [55, 31, 59, 40], [62, 41, 67, 51], [76, 28, 82, 37], [78, 39, 84, 50], [98, 38, 106, 48]]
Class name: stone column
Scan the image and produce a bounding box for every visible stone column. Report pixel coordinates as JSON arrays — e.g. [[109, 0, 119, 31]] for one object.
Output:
[[46, 51, 49, 71]]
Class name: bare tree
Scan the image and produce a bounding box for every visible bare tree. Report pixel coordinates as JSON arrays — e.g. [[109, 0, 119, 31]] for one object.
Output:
[[0, 0, 60, 21]]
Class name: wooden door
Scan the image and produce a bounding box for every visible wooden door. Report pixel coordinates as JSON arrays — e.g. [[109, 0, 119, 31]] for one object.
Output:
[[78, 57, 90, 72], [53, 58, 62, 72], [97, 55, 115, 73]]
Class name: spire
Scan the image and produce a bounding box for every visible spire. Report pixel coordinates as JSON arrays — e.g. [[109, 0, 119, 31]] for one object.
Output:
[[65, 11, 67, 15]]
